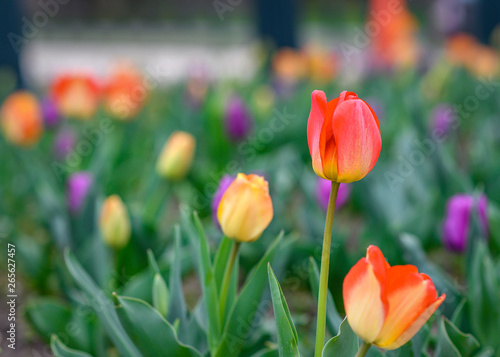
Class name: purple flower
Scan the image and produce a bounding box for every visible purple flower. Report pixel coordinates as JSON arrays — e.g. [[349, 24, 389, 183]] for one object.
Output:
[[211, 175, 235, 228], [442, 194, 489, 253], [67, 172, 93, 214], [53, 128, 77, 160], [431, 104, 454, 136], [225, 96, 252, 141], [316, 178, 351, 211], [41, 97, 60, 127]]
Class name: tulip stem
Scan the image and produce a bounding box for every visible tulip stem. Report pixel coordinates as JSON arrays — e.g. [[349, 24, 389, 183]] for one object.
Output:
[[219, 241, 240, 326], [355, 342, 371, 357], [314, 181, 340, 357]]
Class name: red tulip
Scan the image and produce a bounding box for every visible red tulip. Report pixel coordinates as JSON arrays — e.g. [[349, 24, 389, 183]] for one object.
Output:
[[307, 90, 381, 183], [343, 246, 445, 349]]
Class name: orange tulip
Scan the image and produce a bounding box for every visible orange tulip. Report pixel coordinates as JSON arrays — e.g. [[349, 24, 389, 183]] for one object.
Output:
[[343, 246, 445, 350], [1, 91, 43, 147], [307, 90, 381, 183], [217, 173, 273, 243], [103, 64, 146, 120], [50, 74, 100, 120]]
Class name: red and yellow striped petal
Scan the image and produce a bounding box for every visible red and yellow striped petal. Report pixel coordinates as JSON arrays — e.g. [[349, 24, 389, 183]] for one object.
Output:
[[374, 267, 445, 349], [307, 90, 328, 179], [343, 246, 388, 343], [332, 98, 382, 183]]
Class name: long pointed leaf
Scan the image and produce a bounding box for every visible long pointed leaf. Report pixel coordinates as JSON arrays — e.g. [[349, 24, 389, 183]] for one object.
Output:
[[64, 250, 142, 357], [268, 264, 299, 357], [322, 318, 358, 357]]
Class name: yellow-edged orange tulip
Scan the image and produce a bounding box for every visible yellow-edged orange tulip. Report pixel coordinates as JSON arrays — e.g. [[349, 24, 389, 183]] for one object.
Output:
[[1, 91, 43, 147], [50, 74, 100, 120], [343, 246, 446, 350], [104, 64, 146, 120], [307, 90, 381, 183], [99, 195, 131, 249], [156, 131, 196, 180], [217, 173, 273, 243]]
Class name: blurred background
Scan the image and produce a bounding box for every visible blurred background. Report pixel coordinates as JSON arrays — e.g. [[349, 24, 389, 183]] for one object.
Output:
[[1, 0, 500, 356]]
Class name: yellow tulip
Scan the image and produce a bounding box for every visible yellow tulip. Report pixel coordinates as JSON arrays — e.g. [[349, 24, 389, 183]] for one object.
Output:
[[217, 173, 273, 242], [99, 195, 131, 249], [156, 131, 196, 180]]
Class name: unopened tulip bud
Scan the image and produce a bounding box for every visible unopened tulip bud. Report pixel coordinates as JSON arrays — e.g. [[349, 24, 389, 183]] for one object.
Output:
[[307, 90, 381, 183], [217, 173, 273, 243], [53, 127, 77, 160], [225, 95, 252, 141], [442, 194, 489, 252], [41, 97, 60, 128], [67, 172, 93, 214], [152, 273, 170, 317], [1, 91, 43, 147], [99, 195, 131, 249], [430, 103, 454, 137], [156, 131, 196, 180]]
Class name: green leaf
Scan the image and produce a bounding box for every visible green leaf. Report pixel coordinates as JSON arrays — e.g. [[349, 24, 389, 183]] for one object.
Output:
[[213, 236, 238, 320], [468, 241, 500, 350], [64, 250, 142, 357], [51, 335, 92, 357], [192, 212, 221, 353], [442, 317, 480, 357], [322, 318, 358, 357], [214, 231, 284, 357], [168, 225, 188, 325], [309, 257, 343, 335], [113, 294, 202, 357], [268, 264, 299, 357], [25, 298, 72, 342], [436, 317, 462, 357]]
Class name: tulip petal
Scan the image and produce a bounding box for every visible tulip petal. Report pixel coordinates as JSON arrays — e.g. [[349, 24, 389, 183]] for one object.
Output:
[[307, 90, 328, 179], [331, 99, 382, 183], [383, 294, 445, 350], [343, 249, 388, 343], [374, 267, 443, 348]]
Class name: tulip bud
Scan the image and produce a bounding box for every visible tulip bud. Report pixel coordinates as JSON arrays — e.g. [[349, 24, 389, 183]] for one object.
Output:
[[156, 131, 196, 180], [53, 127, 77, 160], [343, 245, 445, 350], [217, 173, 273, 243], [0, 91, 43, 147], [442, 194, 489, 253], [211, 175, 235, 228], [316, 178, 350, 211], [307, 90, 381, 183], [99, 195, 131, 249], [104, 64, 146, 120], [152, 273, 170, 317], [50, 74, 100, 120], [67, 172, 93, 214], [225, 95, 253, 141], [430, 103, 454, 137], [41, 97, 60, 128]]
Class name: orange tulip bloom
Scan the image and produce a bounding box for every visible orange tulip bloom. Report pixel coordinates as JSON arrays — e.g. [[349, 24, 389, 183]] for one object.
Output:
[[307, 90, 381, 183], [343, 246, 445, 350], [217, 173, 273, 243], [1, 91, 43, 147], [103, 64, 146, 120], [50, 74, 100, 120]]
